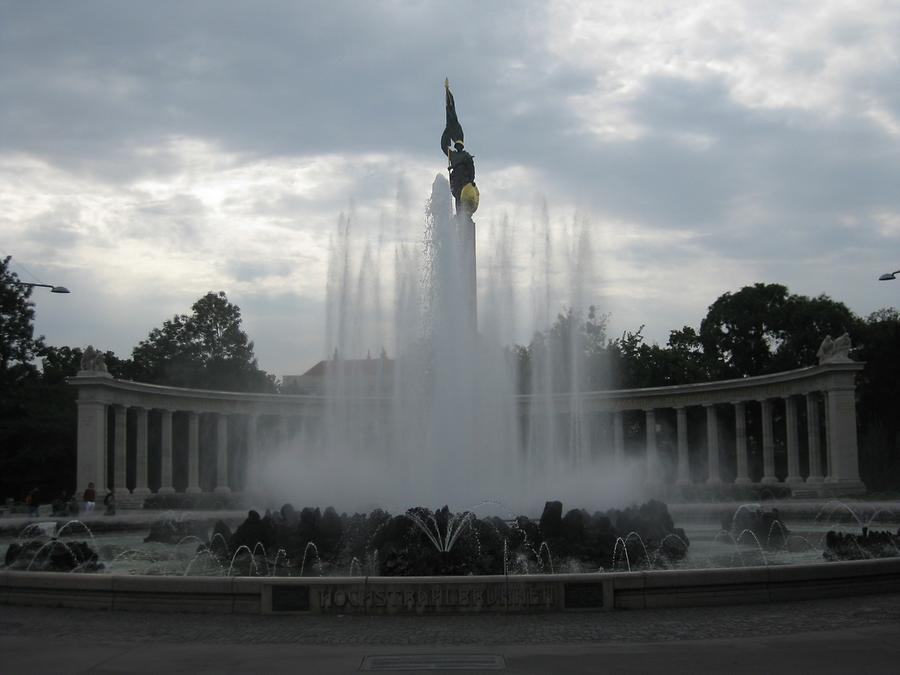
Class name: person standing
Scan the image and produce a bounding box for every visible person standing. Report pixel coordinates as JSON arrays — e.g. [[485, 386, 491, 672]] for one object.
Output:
[[83, 482, 97, 512], [25, 487, 39, 517]]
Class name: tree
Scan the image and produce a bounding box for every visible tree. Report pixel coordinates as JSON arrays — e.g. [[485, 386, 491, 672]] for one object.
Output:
[[521, 305, 614, 393], [131, 291, 276, 392], [0, 256, 45, 384], [0, 258, 74, 499], [699, 283, 859, 378], [39, 345, 134, 384], [854, 307, 900, 491]]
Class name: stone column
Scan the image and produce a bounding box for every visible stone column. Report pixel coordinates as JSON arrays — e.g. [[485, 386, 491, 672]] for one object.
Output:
[[733, 401, 751, 485], [245, 413, 259, 491], [214, 413, 230, 495], [113, 404, 128, 493], [825, 378, 864, 488], [246, 414, 259, 466], [158, 409, 175, 494], [76, 401, 108, 494], [675, 406, 690, 486], [705, 404, 721, 484], [644, 408, 660, 484], [186, 411, 202, 494], [785, 396, 802, 484], [760, 398, 777, 484], [133, 407, 150, 496], [613, 410, 625, 463], [279, 415, 290, 446], [806, 393, 824, 483], [823, 392, 832, 480]]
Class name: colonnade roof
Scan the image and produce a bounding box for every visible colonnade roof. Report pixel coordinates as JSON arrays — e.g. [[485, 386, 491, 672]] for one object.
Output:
[[69, 360, 863, 417]]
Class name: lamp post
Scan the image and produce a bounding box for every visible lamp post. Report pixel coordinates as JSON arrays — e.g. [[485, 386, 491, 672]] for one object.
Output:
[[878, 270, 900, 281], [12, 282, 70, 294]]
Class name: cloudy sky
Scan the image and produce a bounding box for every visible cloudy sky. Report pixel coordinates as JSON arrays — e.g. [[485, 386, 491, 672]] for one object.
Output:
[[3, 1, 900, 378]]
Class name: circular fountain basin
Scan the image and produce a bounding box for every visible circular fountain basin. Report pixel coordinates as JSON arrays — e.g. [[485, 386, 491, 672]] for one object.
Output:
[[2, 500, 898, 614]]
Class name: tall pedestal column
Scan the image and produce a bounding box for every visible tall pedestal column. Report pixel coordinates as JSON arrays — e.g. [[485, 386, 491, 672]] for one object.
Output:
[[158, 409, 175, 494], [186, 411, 202, 494], [785, 396, 802, 484], [458, 212, 477, 336], [133, 407, 150, 496], [644, 409, 660, 484], [734, 401, 751, 485], [613, 411, 625, 464], [675, 406, 690, 486], [806, 393, 824, 483], [705, 404, 721, 484], [76, 401, 108, 495], [214, 413, 230, 495], [113, 404, 127, 493], [760, 399, 778, 484]]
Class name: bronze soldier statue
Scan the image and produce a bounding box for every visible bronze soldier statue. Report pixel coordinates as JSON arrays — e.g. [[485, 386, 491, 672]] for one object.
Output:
[[442, 79, 479, 216]]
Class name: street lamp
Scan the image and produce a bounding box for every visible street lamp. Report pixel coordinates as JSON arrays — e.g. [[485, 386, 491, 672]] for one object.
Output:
[[13, 282, 71, 294], [878, 270, 900, 281]]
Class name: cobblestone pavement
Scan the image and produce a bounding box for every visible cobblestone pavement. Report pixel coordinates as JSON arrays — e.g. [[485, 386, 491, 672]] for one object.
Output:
[[2, 592, 900, 646]]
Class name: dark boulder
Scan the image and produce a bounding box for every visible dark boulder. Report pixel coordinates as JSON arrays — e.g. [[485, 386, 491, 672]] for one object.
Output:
[[144, 517, 209, 544], [5, 540, 102, 572], [539, 501, 563, 540]]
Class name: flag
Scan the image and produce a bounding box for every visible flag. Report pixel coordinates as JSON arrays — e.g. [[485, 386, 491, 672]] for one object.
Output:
[[441, 78, 464, 156]]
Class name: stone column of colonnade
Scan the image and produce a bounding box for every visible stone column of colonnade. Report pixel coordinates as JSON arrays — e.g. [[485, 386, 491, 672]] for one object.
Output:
[[785, 396, 802, 484], [705, 405, 721, 485], [733, 401, 751, 485], [113, 405, 127, 494], [133, 407, 150, 496], [214, 413, 230, 495], [644, 408, 660, 484], [806, 392, 824, 483], [76, 400, 108, 495], [598, 382, 861, 492], [675, 406, 690, 486], [95, 405, 264, 498], [158, 409, 175, 494], [72, 361, 866, 504]]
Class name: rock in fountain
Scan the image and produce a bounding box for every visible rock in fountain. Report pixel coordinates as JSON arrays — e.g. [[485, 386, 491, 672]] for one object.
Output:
[[824, 527, 900, 561], [210, 499, 689, 577]]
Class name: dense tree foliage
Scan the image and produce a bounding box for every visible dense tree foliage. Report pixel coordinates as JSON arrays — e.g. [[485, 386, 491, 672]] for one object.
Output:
[[0, 288, 276, 501], [0, 256, 45, 385], [131, 291, 275, 392], [699, 283, 860, 378], [2, 274, 899, 500], [516, 284, 900, 491]]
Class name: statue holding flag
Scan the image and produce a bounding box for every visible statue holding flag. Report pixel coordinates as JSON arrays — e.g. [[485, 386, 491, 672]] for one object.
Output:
[[442, 78, 479, 217]]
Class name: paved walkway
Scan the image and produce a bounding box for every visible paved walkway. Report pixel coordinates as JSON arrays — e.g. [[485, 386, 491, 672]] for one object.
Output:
[[2, 593, 900, 673]]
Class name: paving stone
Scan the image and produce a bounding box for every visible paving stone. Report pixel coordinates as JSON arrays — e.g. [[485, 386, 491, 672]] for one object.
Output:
[[1, 592, 899, 646]]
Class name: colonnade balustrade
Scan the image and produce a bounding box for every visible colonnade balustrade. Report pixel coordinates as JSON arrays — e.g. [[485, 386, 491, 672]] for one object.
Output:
[[71, 358, 866, 505]]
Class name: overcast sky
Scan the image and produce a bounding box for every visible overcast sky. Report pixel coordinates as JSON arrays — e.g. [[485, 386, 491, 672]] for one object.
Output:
[[3, 1, 899, 377]]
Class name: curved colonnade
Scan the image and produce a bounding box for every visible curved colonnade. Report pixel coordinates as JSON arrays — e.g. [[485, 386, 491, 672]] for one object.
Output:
[[71, 360, 866, 504]]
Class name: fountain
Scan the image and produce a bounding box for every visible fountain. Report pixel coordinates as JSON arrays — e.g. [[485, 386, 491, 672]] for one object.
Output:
[[2, 82, 899, 614], [255, 80, 637, 514]]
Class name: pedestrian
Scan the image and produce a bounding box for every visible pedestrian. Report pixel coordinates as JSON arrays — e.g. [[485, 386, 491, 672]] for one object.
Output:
[[83, 482, 97, 512], [103, 490, 116, 516], [25, 487, 39, 517]]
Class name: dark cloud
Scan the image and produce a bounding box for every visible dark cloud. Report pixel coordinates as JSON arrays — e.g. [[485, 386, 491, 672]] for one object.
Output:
[[4, 1, 900, 372]]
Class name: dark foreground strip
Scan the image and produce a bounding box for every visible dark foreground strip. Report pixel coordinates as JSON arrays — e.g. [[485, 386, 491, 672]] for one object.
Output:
[[360, 653, 506, 671]]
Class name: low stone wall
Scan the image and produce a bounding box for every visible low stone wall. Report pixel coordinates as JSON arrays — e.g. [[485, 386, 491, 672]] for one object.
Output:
[[2, 558, 899, 615]]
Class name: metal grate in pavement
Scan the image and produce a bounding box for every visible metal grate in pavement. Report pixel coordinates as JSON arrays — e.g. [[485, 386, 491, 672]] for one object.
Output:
[[360, 653, 506, 671]]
